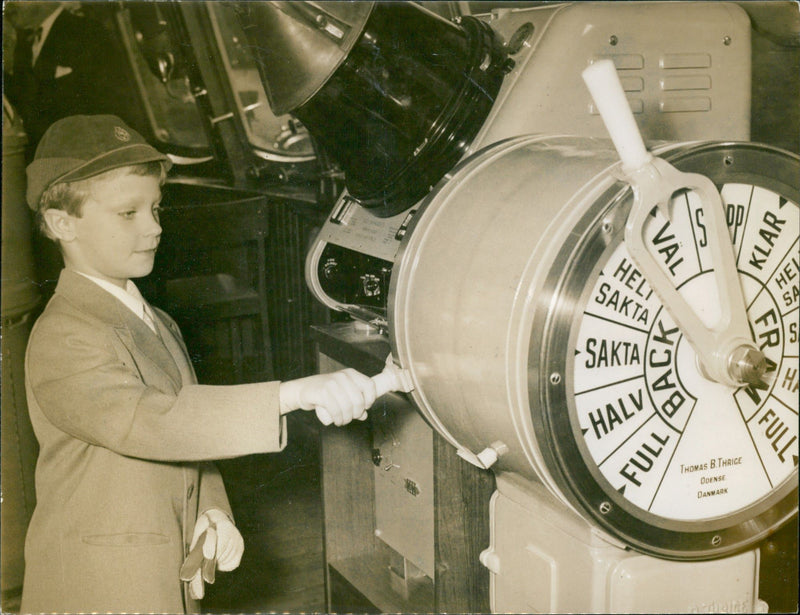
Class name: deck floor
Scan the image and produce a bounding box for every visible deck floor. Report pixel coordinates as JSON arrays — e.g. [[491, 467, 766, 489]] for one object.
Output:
[[202, 413, 326, 614]]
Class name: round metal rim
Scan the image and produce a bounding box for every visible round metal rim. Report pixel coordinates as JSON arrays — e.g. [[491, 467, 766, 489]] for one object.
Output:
[[533, 142, 799, 560], [351, 16, 508, 216]]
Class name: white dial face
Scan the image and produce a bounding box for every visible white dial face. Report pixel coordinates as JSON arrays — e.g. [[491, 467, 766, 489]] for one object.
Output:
[[572, 183, 798, 521]]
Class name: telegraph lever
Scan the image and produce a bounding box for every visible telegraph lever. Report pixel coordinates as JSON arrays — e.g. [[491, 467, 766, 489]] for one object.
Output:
[[581, 59, 767, 389]]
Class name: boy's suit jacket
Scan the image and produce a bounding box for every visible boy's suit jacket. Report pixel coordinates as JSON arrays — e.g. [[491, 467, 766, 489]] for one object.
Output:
[[22, 269, 286, 614]]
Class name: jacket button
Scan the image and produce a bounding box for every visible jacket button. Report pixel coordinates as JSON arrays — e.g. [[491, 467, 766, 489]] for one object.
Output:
[[187, 484, 194, 500]]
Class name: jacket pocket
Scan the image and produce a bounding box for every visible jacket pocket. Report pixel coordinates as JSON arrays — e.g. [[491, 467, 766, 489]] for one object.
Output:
[[82, 532, 170, 546]]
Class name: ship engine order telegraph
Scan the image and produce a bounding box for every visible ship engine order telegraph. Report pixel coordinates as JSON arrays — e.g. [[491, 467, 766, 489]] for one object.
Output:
[[236, 2, 798, 612]]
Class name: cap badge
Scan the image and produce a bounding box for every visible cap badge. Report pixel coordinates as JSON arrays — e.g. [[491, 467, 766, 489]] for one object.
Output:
[[114, 126, 131, 142]]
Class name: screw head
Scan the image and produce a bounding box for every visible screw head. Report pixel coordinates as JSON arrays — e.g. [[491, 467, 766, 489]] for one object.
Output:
[[728, 344, 768, 387]]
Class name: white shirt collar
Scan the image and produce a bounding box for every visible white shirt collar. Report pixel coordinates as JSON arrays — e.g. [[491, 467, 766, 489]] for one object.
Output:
[[32, 4, 65, 64], [74, 271, 157, 332]]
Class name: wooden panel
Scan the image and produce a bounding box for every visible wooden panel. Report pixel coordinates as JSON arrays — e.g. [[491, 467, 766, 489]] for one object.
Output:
[[434, 435, 494, 613], [265, 204, 329, 381], [151, 189, 274, 384], [319, 354, 377, 564], [151, 183, 327, 386]]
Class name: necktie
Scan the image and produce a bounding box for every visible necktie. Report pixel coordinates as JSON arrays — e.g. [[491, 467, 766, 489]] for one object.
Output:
[[142, 302, 161, 338], [30, 27, 44, 66]]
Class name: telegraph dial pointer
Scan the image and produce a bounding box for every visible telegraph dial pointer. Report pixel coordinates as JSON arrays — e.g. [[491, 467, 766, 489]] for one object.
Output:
[[582, 60, 766, 389]]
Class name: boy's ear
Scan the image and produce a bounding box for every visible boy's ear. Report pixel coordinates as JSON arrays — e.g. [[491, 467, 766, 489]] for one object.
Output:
[[42, 208, 77, 242]]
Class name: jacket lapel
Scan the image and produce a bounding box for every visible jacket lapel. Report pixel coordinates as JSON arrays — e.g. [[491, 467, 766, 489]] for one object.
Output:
[[114, 321, 184, 394], [54, 270, 183, 392], [151, 309, 197, 386]]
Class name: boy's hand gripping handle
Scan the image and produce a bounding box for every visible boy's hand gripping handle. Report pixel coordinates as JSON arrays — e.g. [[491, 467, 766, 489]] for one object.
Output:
[[316, 354, 414, 425]]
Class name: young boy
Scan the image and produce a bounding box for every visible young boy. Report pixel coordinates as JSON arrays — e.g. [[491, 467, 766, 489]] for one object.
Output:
[[21, 114, 379, 614]]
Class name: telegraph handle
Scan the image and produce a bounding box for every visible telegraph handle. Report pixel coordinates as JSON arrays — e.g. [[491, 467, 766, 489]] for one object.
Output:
[[582, 60, 652, 173], [315, 354, 414, 425]]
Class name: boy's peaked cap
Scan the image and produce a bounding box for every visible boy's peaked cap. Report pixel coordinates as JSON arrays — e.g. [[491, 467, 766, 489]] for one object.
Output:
[[26, 115, 172, 210]]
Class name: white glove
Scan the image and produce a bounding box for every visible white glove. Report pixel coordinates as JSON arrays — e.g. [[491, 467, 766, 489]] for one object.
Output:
[[182, 508, 244, 600], [279, 368, 377, 426]]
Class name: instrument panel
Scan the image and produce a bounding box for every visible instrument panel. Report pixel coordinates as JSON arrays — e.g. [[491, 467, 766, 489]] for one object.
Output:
[[306, 196, 413, 326], [544, 143, 799, 556], [573, 181, 797, 521]]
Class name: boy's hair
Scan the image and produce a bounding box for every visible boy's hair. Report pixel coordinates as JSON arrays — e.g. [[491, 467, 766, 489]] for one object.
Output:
[[38, 161, 166, 241]]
